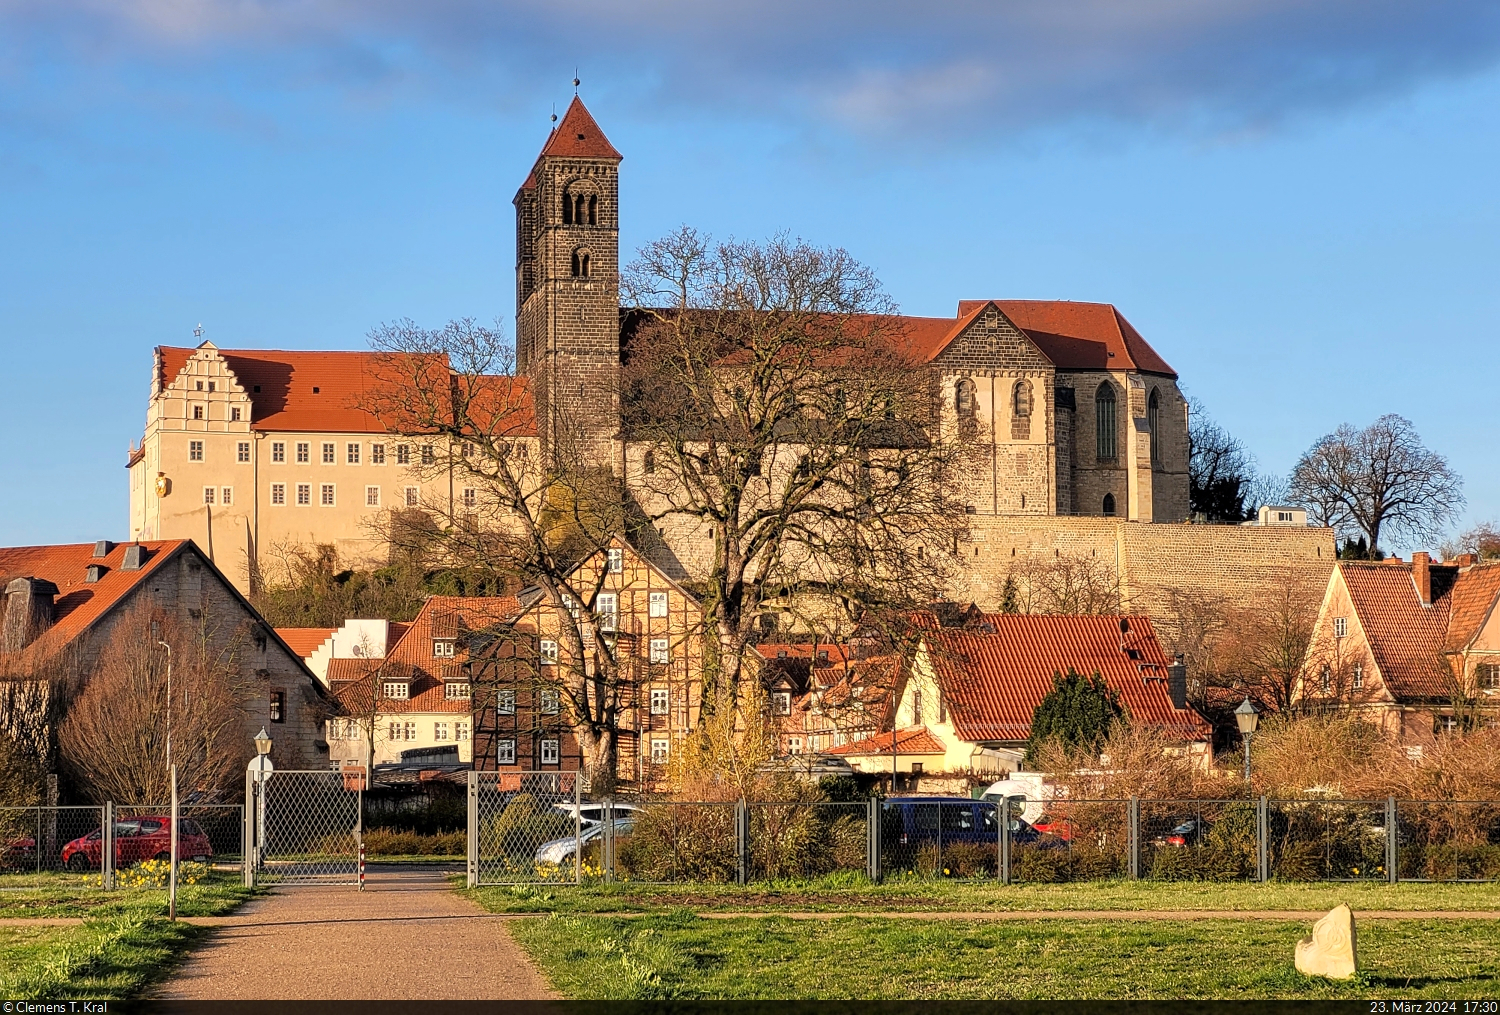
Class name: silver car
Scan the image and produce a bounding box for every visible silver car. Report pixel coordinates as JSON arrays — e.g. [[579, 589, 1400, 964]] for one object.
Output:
[[534, 817, 635, 864]]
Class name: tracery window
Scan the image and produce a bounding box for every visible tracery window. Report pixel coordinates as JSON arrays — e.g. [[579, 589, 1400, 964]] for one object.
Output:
[[1096, 383, 1117, 460]]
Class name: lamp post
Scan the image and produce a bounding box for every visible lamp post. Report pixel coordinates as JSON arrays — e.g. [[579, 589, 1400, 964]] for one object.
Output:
[[1234, 697, 1260, 785], [158, 640, 173, 778], [249, 728, 273, 872]]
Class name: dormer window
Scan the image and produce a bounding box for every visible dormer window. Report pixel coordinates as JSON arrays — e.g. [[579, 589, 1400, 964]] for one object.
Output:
[[772, 691, 792, 716], [383, 681, 410, 700], [433, 639, 456, 658], [444, 681, 471, 701]]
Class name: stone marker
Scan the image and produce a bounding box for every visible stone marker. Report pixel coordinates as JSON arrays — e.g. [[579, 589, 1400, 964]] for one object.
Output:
[[1295, 903, 1358, 979]]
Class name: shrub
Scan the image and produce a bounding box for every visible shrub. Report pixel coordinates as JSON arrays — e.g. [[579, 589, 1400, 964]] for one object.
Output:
[[1148, 844, 1251, 881], [482, 793, 573, 861], [1014, 846, 1068, 883], [1421, 843, 1500, 880], [617, 803, 736, 883], [362, 828, 466, 856]]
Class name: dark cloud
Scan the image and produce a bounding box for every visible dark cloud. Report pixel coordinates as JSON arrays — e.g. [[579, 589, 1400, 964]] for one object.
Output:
[[4, 0, 1500, 139]]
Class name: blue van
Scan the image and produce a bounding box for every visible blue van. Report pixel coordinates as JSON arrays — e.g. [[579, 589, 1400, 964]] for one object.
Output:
[[882, 796, 1040, 847]]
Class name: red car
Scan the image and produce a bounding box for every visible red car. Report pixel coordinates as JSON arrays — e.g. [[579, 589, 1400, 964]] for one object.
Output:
[[0, 835, 36, 870], [60, 817, 212, 871], [1031, 813, 1078, 842]]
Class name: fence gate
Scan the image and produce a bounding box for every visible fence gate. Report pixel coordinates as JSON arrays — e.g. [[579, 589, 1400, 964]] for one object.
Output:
[[247, 769, 363, 887], [468, 771, 582, 886]]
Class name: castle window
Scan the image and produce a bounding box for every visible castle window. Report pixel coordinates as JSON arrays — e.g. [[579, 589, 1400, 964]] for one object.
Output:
[[1148, 388, 1162, 466], [1102, 493, 1116, 517], [562, 192, 573, 225], [193, 405, 204, 420], [1012, 379, 1032, 418], [571, 248, 591, 278], [588, 194, 597, 225], [955, 378, 976, 417], [231, 407, 241, 422], [643, 451, 656, 474], [1095, 383, 1117, 460]]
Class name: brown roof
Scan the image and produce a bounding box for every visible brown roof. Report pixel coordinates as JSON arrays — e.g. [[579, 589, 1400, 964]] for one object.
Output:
[[1338, 560, 1485, 699], [154, 347, 536, 438], [827, 725, 948, 757], [925, 615, 1209, 744], [276, 627, 336, 660], [0, 541, 187, 672], [539, 96, 622, 160]]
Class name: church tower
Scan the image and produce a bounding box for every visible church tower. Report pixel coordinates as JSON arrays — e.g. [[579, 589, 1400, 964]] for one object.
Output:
[[514, 96, 623, 463]]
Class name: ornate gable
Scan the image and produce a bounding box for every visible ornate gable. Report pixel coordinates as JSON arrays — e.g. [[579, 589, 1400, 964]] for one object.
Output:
[[931, 302, 1055, 373]]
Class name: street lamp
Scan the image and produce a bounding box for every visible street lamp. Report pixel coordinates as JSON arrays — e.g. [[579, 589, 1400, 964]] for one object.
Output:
[[1234, 697, 1260, 784], [255, 727, 273, 757]]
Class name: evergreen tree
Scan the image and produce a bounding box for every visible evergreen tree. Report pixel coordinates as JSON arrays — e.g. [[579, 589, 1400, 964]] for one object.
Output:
[[1024, 668, 1126, 766], [1000, 574, 1019, 614]]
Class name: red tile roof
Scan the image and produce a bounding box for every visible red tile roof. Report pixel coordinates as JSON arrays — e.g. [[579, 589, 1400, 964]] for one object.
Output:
[[827, 725, 948, 757], [925, 615, 1209, 743], [276, 627, 336, 660], [539, 96, 622, 160], [1338, 561, 1473, 699], [154, 347, 536, 438], [1442, 562, 1500, 653], [330, 596, 526, 716], [0, 541, 188, 672]]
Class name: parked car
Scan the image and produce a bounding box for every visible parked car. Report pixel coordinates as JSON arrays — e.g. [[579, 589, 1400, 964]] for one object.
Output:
[[1031, 813, 1078, 842], [0, 835, 36, 870], [1152, 817, 1209, 848], [534, 817, 636, 865], [757, 755, 857, 780], [884, 796, 1045, 847], [552, 802, 642, 826], [60, 817, 213, 871]]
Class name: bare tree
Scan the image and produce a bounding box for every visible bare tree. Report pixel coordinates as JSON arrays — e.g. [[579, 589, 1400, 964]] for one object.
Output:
[[1441, 521, 1500, 562], [1008, 554, 1123, 615], [621, 228, 975, 717], [1187, 396, 1254, 522], [363, 318, 633, 789], [58, 605, 251, 803], [1289, 414, 1464, 552], [1217, 568, 1323, 714]]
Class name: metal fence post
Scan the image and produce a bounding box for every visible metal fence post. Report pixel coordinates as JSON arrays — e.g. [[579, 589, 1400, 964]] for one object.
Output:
[[1127, 796, 1139, 880], [602, 799, 615, 882], [1257, 796, 1269, 882], [466, 770, 478, 889], [574, 775, 582, 885], [735, 799, 749, 886], [102, 802, 115, 890], [242, 771, 253, 888], [868, 797, 881, 883], [1000, 799, 1012, 885], [1386, 796, 1398, 884]]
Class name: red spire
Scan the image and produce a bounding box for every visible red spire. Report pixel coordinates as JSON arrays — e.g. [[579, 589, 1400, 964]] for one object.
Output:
[[538, 96, 622, 160]]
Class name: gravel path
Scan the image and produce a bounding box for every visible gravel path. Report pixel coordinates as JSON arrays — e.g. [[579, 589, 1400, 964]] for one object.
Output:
[[156, 867, 556, 1000]]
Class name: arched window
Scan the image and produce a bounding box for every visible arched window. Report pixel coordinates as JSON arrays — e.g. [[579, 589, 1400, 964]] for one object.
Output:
[[1102, 493, 1116, 517], [1012, 379, 1032, 418], [571, 248, 591, 278], [587, 194, 597, 225], [562, 193, 573, 225], [955, 378, 975, 416], [1148, 388, 1161, 466], [1095, 383, 1117, 460]]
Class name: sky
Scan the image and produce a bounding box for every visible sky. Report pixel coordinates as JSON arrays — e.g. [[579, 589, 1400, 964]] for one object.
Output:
[[1, 1, 1498, 554]]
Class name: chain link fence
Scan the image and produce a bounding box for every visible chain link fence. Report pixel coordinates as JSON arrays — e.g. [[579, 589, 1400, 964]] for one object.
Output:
[[248, 769, 363, 886], [468, 771, 583, 885], [0, 806, 106, 883]]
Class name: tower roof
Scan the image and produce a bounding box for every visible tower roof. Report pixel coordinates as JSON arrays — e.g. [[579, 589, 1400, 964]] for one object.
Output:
[[538, 96, 622, 161]]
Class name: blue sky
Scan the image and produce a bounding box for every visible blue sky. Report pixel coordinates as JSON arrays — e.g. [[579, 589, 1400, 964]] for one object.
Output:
[[2, 1, 1498, 553]]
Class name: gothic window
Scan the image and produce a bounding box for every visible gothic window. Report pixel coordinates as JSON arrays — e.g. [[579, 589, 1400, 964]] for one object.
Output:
[[954, 378, 975, 417], [1012, 379, 1032, 418], [1095, 383, 1117, 460], [1148, 388, 1161, 466], [571, 248, 591, 278], [1102, 493, 1116, 517]]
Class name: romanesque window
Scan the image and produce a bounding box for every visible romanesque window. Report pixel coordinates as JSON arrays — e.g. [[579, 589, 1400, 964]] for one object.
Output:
[[1012, 379, 1032, 418], [1148, 388, 1162, 466], [955, 378, 976, 417], [1102, 493, 1116, 517], [571, 248, 591, 278], [1095, 383, 1117, 460], [562, 188, 598, 226]]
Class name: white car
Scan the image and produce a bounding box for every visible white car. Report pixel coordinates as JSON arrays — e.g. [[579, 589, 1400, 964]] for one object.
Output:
[[551, 801, 642, 824], [534, 817, 636, 865]]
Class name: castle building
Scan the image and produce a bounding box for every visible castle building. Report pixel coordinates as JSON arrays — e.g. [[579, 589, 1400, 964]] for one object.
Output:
[[130, 96, 1193, 592]]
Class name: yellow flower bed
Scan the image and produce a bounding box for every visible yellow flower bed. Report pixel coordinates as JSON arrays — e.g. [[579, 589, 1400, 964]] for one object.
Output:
[[83, 859, 210, 889]]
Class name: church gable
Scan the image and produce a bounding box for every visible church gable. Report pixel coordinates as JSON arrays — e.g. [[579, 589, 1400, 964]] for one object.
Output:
[[930, 303, 1055, 373]]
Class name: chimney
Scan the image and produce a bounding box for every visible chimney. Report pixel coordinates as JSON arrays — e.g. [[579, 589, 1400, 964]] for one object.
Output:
[[1168, 654, 1188, 710], [3, 577, 60, 653], [1412, 551, 1432, 607], [1455, 553, 1478, 568]]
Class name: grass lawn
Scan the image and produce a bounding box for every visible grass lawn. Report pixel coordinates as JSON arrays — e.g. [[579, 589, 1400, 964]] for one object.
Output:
[[466, 874, 1500, 915], [0, 872, 257, 999], [511, 911, 1500, 999]]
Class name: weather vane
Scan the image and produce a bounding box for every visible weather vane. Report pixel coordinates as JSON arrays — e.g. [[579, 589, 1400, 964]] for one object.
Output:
[[551, 103, 557, 124], [574, 70, 580, 94], [194, 323, 203, 340]]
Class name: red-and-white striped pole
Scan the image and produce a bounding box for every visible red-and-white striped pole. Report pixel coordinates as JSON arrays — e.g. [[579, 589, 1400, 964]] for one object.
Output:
[[358, 840, 365, 891]]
